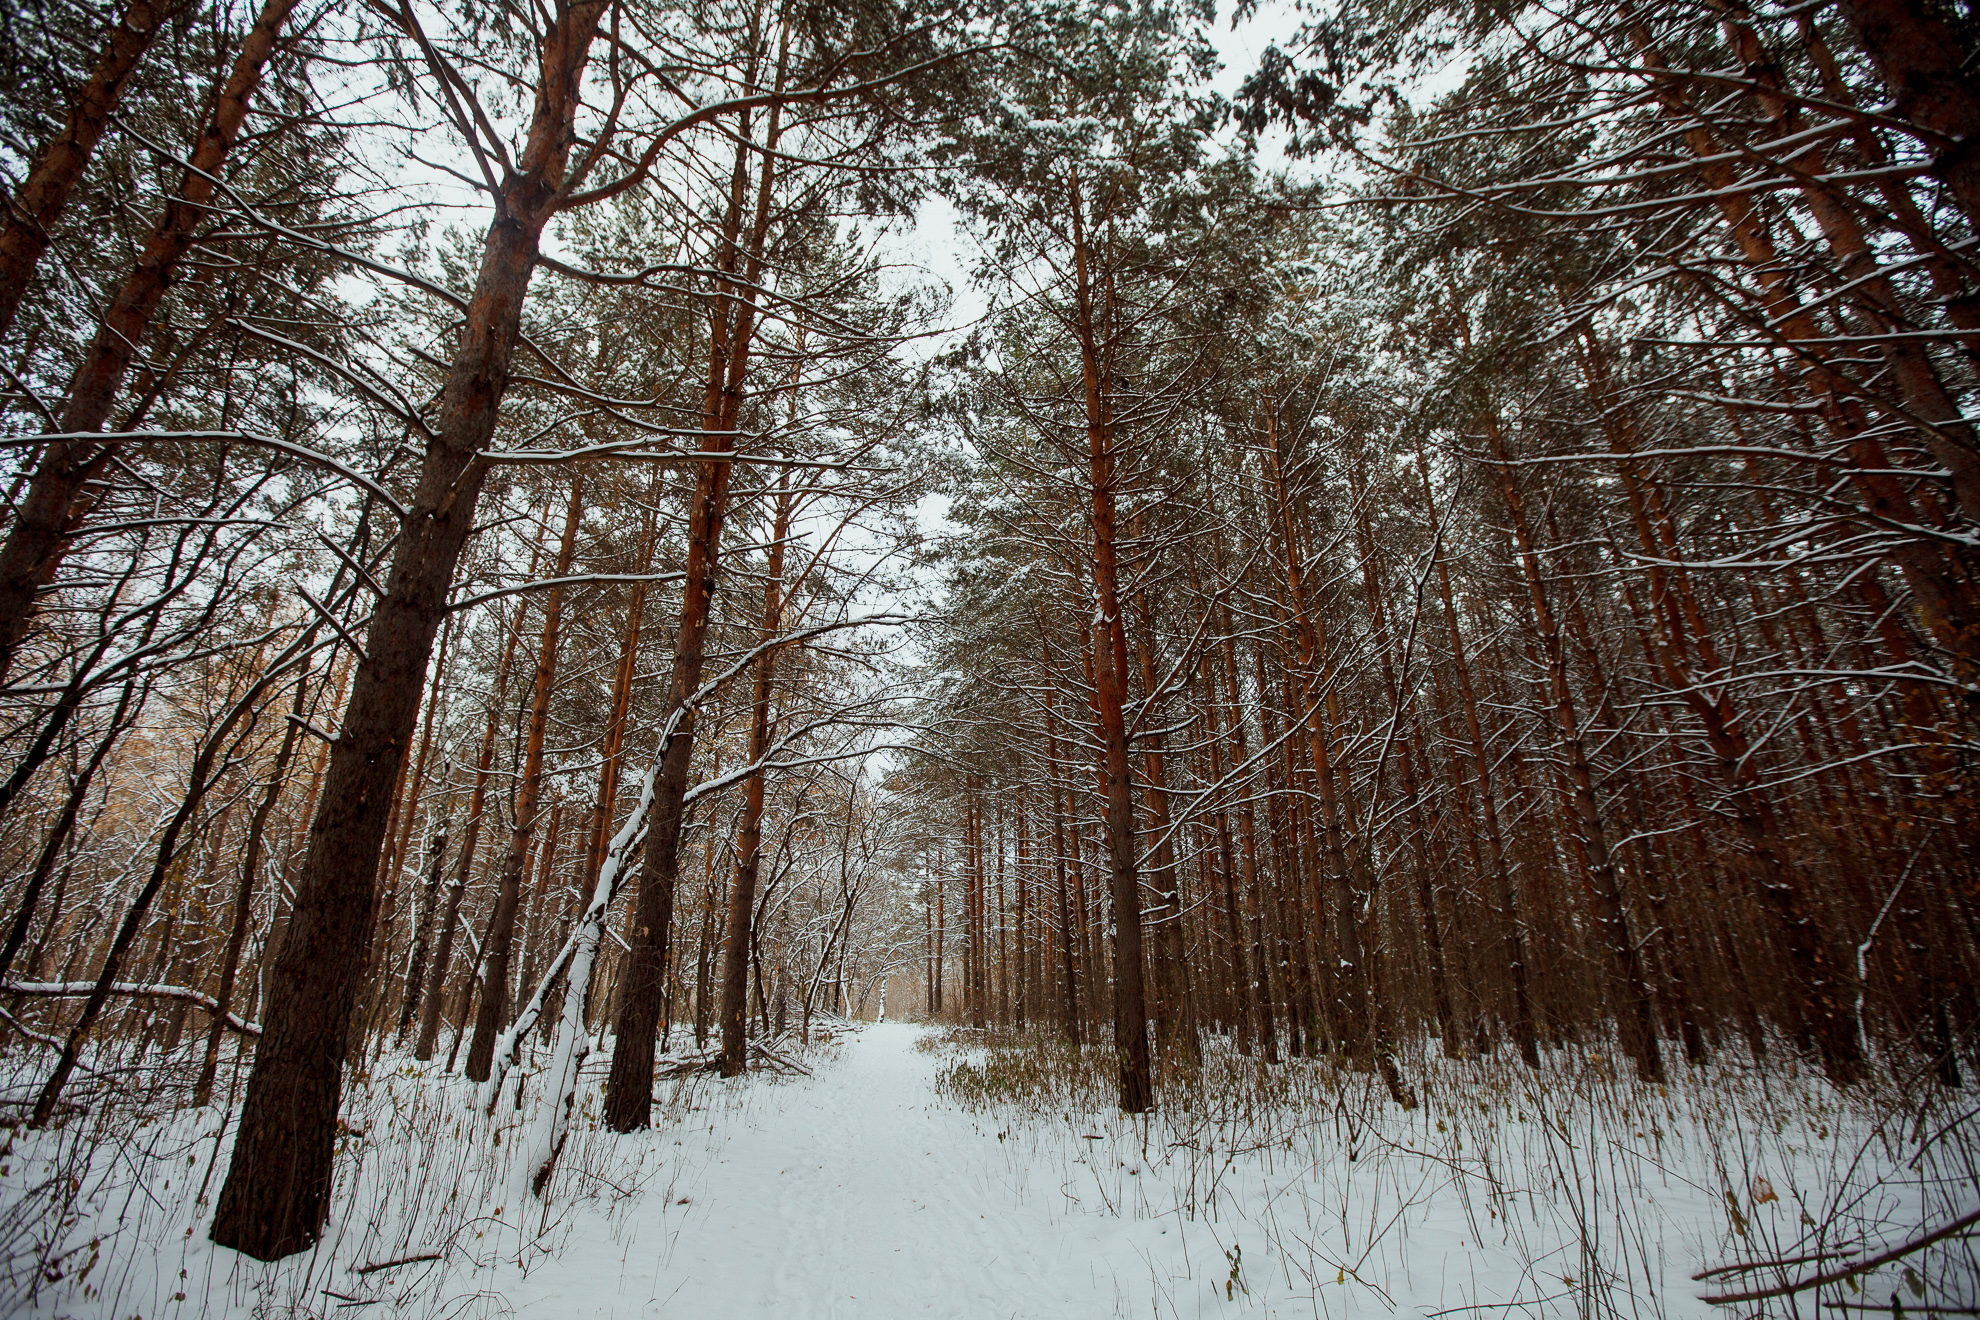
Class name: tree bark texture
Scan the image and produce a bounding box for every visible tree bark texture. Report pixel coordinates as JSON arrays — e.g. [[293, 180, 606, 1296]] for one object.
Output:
[[209, 2, 607, 1258]]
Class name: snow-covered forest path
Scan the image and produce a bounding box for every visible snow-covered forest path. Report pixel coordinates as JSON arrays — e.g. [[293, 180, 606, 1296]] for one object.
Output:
[[557, 1021, 1173, 1318], [27, 1016, 1922, 1319]]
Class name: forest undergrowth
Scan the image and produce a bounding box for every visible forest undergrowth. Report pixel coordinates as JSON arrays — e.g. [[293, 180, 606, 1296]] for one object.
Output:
[[926, 1026, 1980, 1318], [0, 1028, 849, 1318], [2, 1019, 1975, 1318]]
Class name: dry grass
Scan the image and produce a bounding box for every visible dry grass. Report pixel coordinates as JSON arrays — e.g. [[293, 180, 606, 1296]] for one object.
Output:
[[921, 1024, 1980, 1318]]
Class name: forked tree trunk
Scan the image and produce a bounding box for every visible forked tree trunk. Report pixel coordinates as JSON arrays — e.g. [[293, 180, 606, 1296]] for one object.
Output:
[[1131, 585, 1196, 1064], [517, 800, 565, 994], [395, 814, 451, 1043], [1197, 640, 1256, 1055], [933, 852, 946, 1017], [1262, 416, 1383, 1072], [209, 2, 608, 1260], [583, 498, 657, 896], [371, 611, 453, 1009], [378, 616, 453, 1042], [1217, 604, 1279, 1065]]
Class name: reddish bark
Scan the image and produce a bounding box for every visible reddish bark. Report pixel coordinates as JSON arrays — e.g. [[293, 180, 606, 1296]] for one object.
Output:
[[1416, 457, 1540, 1068], [718, 481, 793, 1077], [1837, 0, 1980, 231], [466, 475, 583, 1081], [0, 0, 178, 341], [604, 74, 785, 1126], [209, 1, 609, 1259], [0, 0, 301, 679], [1068, 171, 1152, 1113], [1485, 417, 1665, 1084]]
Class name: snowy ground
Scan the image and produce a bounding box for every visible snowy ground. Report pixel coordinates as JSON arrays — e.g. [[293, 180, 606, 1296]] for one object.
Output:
[[3, 1022, 1973, 1317]]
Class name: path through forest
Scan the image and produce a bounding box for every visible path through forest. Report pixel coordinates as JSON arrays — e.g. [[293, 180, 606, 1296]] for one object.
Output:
[[31, 1017, 1893, 1318], [532, 1021, 1198, 1318]]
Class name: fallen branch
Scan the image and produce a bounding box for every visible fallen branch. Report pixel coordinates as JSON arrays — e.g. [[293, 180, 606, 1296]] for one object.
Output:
[[0, 1004, 68, 1050], [654, 1038, 812, 1080], [2, 981, 262, 1036], [1693, 1247, 1862, 1280], [1701, 1207, 1980, 1304], [354, 1252, 443, 1276], [749, 1040, 813, 1076]]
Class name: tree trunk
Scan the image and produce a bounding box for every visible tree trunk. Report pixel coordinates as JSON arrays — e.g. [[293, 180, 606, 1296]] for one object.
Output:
[[1836, 0, 1980, 232], [466, 474, 582, 1081], [1262, 415, 1381, 1071], [192, 677, 308, 1106], [0, 0, 177, 341], [1418, 457, 1541, 1068], [0, 0, 301, 679], [1040, 659, 1082, 1044], [583, 499, 657, 896], [415, 595, 526, 1057], [1485, 416, 1665, 1084], [1351, 499, 1460, 1057], [718, 480, 792, 1077], [605, 86, 783, 1127], [0, 675, 140, 981], [1068, 174, 1151, 1113], [209, 2, 607, 1259]]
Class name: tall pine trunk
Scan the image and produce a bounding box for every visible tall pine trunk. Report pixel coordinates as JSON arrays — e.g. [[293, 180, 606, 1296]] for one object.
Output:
[[1069, 173, 1151, 1113], [466, 475, 582, 1080], [717, 480, 792, 1076], [605, 78, 783, 1128], [210, 3, 608, 1258]]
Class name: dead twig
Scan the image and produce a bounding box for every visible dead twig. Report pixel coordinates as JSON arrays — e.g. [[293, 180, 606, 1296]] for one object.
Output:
[[353, 1251, 442, 1275], [1701, 1207, 1980, 1304]]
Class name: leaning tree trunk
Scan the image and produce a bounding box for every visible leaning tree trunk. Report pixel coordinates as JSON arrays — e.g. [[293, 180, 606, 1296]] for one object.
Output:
[[1835, 0, 1980, 234], [0, 0, 177, 341], [0, 673, 141, 981], [209, 2, 608, 1260], [604, 90, 783, 1129], [0, 0, 300, 680]]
